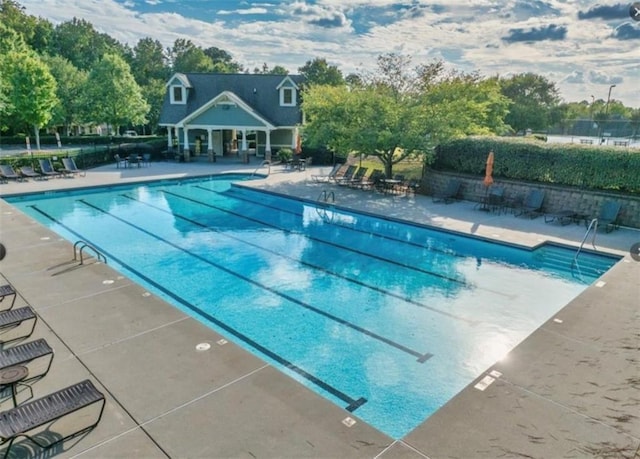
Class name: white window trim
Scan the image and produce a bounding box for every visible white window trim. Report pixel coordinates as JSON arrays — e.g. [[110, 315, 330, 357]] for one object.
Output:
[[280, 87, 296, 107], [170, 85, 186, 105]]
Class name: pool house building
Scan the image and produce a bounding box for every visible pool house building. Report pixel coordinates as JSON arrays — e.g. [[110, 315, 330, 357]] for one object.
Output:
[[159, 72, 305, 162]]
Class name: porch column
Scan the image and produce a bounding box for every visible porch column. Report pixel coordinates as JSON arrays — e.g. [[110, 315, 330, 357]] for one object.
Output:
[[207, 129, 215, 162], [265, 130, 272, 161], [291, 128, 297, 149], [167, 128, 172, 149], [182, 127, 191, 162], [241, 129, 247, 151]]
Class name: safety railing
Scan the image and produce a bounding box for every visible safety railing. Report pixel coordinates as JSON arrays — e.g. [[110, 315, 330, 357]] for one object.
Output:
[[251, 160, 271, 177], [572, 218, 598, 266], [73, 240, 107, 265], [318, 190, 335, 204]]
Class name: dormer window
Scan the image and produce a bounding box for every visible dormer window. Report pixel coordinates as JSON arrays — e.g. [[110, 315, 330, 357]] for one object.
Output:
[[171, 85, 186, 104], [277, 76, 299, 107]]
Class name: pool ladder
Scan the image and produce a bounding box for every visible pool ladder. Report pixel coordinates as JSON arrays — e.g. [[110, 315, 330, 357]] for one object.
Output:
[[251, 160, 271, 177], [572, 218, 598, 266], [318, 190, 335, 203], [73, 240, 107, 265]]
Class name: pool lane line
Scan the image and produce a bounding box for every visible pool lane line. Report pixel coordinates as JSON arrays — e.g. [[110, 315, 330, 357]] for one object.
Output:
[[27, 204, 368, 413], [76, 198, 435, 365], [124, 192, 476, 327], [199, 185, 466, 259], [164, 190, 468, 287]]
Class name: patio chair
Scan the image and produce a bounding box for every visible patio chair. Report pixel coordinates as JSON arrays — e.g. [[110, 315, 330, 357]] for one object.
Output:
[[142, 153, 151, 167], [19, 166, 44, 181], [114, 154, 128, 169], [0, 379, 105, 458], [0, 285, 16, 312], [311, 163, 342, 183], [127, 154, 141, 168], [359, 169, 384, 191], [514, 189, 545, 218], [61, 157, 86, 177], [432, 179, 461, 204], [0, 165, 23, 183], [38, 159, 61, 178], [0, 306, 37, 346], [591, 200, 622, 233]]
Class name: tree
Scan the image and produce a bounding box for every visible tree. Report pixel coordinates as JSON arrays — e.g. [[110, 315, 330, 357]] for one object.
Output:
[[131, 38, 170, 86], [303, 55, 509, 177], [5, 50, 58, 149], [253, 63, 288, 75], [498, 73, 560, 133], [204, 46, 243, 73], [84, 53, 149, 135], [298, 58, 343, 86], [42, 55, 88, 136], [170, 39, 213, 73]]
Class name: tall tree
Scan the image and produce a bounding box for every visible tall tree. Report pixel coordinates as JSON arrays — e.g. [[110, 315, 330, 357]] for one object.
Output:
[[298, 58, 343, 86], [84, 53, 149, 135], [499, 73, 560, 133], [131, 38, 169, 85], [170, 39, 213, 73], [5, 50, 58, 149], [253, 63, 288, 75], [42, 55, 88, 136], [204, 46, 243, 73]]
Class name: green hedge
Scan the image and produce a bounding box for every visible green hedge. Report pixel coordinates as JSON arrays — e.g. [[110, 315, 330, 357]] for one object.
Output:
[[434, 137, 640, 194]]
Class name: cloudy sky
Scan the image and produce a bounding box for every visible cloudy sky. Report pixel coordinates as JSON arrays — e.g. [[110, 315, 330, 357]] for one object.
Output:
[[18, 0, 640, 106]]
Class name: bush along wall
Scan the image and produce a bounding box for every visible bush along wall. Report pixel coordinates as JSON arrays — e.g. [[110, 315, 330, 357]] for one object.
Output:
[[434, 137, 640, 194]]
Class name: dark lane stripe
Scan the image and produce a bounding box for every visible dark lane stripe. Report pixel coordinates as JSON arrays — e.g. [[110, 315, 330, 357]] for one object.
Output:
[[166, 190, 467, 286], [77, 198, 434, 363], [28, 204, 367, 412], [125, 193, 474, 326]]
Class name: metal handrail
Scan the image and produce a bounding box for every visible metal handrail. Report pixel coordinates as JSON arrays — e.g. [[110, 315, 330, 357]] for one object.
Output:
[[573, 218, 598, 265], [251, 160, 271, 177], [318, 190, 335, 203], [73, 240, 107, 265]]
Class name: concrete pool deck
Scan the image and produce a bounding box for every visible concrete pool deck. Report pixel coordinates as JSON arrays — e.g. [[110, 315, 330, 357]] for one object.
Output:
[[0, 160, 638, 458]]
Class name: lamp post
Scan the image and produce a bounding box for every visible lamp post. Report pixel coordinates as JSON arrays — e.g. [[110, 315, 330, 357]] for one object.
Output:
[[602, 84, 616, 143]]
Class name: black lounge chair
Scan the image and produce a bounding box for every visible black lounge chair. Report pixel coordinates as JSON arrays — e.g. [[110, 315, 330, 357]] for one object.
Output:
[[311, 163, 342, 183], [359, 169, 384, 191], [0, 379, 105, 458], [61, 157, 85, 177], [0, 165, 22, 183], [19, 166, 44, 181], [432, 179, 461, 204], [333, 165, 357, 185], [0, 286, 16, 312], [0, 338, 53, 379], [345, 167, 369, 187], [591, 200, 622, 233], [515, 189, 545, 218], [0, 306, 37, 346], [38, 159, 61, 178]]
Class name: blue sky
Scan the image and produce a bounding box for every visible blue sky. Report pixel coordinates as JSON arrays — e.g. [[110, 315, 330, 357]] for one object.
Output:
[[20, 0, 640, 106]]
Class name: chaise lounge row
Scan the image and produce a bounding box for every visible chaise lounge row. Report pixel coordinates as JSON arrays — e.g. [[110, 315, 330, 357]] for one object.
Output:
[[0, 158, 85, 183], [0, 282, 104, 457]]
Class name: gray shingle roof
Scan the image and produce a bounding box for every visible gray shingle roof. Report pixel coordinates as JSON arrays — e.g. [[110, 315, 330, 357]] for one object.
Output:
[[158, 73, 305, 127]]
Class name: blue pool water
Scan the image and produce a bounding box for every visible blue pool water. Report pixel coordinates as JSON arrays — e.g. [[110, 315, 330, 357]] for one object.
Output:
[[4, 175, 620, 439]]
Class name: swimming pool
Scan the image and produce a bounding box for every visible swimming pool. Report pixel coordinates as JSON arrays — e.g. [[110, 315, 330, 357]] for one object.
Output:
[[4, 175, 620, 439]]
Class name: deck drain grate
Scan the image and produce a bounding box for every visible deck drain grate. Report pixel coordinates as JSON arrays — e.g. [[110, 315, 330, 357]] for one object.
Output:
[[196, 343, 211, 351]]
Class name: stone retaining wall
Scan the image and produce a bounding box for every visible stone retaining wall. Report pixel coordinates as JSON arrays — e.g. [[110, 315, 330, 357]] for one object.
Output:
[[423, 170, 640, 229]]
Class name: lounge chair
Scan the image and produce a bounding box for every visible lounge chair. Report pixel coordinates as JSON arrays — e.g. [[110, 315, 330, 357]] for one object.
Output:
[[0, 379, 105, 458], [0, 285, 16, 312], [38, 159, 61, 178], [359, 169, 384, 190], [344, 167, 369, 187], [591, 200, 622, 233], [432, 179, 461, 204], [0, 165, 23, 183], [515, 189, 545, 218], [333, 165, 357, 185], [311, 163, 342, 183], [19, 166, 44, 181], [0, 306, 37, 346], [0, 338, 53, 379], [61, 157, 86, 177]]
